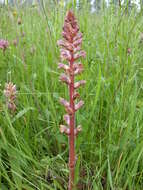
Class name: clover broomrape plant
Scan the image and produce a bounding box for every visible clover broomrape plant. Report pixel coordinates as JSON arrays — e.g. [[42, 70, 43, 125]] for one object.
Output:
[[57, 10, 86, 190], [4, 82, 17, 112]]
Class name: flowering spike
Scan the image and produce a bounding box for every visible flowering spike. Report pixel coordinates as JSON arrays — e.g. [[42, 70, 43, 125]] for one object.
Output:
[[57, 10, 86, 190], [59, 73, 71, 85], [4, 82, 17, 112], [74, 80, 86, 89], [75, 100, 84, 111]]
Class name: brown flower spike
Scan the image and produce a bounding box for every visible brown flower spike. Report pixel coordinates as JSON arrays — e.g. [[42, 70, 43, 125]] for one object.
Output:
[[57, 10, 86, 190], [4, 82, 17, 112]]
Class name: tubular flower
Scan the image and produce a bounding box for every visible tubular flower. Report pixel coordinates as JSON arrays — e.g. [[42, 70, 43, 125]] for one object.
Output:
[[57, 10, 86, 190], [4, 82, 17, 112], [0, 39, 9, 52]]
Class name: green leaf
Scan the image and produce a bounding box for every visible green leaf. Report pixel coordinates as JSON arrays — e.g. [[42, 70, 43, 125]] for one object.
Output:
[[12, 107, 35, 123]]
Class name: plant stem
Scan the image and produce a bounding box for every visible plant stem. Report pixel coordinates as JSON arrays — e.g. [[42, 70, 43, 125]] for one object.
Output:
[[69, 56, 75, 190]]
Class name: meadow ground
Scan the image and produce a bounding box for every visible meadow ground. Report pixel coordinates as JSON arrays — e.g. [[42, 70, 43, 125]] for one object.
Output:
[[0, 2, 143, 190]]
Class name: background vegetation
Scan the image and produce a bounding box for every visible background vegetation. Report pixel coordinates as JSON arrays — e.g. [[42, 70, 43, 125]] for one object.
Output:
[[0, 0, 143, 189]]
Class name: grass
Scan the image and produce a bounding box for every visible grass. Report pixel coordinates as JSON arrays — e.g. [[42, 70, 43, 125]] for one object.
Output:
[[0, 2, 143, 189]]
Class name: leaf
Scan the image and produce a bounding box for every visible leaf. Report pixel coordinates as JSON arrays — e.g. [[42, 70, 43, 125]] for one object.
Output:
[[54, 180, 64, 190], [74, 154, 81, 185], [12, 107, 35, 123], [22, 184, 34, 190], [0, 184, 9, 190], [86, 64, 101, 134], [107, 155, 114, 190]]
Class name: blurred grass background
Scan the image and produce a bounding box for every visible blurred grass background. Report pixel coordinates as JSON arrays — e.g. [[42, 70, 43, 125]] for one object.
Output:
[[0, 1, 143, 189]]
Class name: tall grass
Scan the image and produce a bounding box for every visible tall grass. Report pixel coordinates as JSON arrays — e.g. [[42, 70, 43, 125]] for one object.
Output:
[[0, 2, 143, 189]]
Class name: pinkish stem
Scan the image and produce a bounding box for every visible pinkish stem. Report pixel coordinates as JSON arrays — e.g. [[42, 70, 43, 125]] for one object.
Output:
[[69, 56, 75, 190]]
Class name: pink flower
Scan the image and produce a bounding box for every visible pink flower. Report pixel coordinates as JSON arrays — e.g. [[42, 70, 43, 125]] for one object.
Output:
[[73, 62, 84, 75], [74, 125, 82, 136], [60, 125, 70, 135], [60, 49, 71, 61], [75, 100, 84, 111], [58, 63, 70, 73], [57, 40, 73, 51], [74, 50, 86, 60], [59, 73, 71, 85], [63, 114, 70, 126], [74, 80, 86, 89], [0, 39, 9, 51], [59, 97, 70, 108]]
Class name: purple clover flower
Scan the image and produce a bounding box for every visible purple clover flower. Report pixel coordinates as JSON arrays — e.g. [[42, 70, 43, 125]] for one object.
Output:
[[0, 39, 9, 51]]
